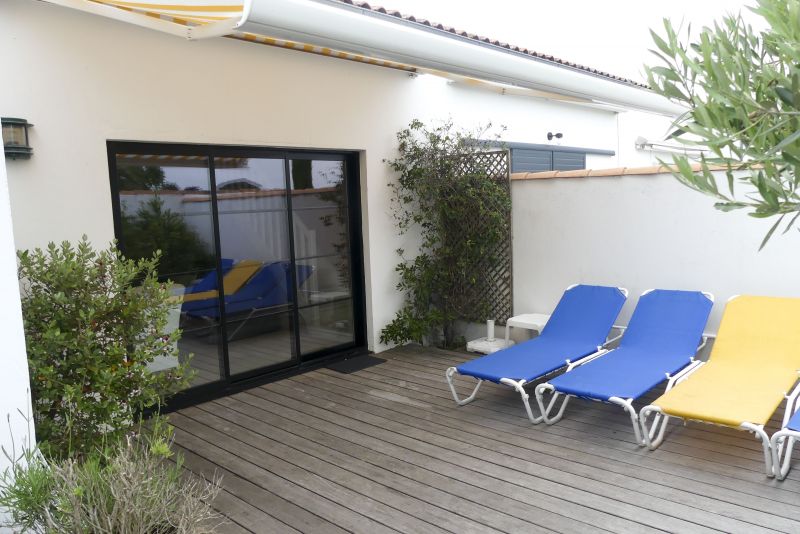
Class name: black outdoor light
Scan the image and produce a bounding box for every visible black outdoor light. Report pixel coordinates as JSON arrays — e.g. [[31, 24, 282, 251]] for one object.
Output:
[[1, 117, 33, 160], [547, 132, 563, 141]]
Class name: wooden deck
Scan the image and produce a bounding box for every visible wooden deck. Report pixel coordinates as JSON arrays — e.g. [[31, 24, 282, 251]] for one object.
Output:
[[171, 345, 800, 533]]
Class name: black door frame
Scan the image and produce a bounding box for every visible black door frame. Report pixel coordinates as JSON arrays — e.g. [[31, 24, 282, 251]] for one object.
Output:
[[107, 140, 368, 409]]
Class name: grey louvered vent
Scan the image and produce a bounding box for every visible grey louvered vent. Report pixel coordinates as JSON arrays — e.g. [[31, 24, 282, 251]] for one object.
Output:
[[553, 151, 586, 171], [511, 148, 587, 172]]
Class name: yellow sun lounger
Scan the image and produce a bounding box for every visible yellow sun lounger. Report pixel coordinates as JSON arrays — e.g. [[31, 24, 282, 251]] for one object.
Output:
[[180, 260, 262, 303], [639, 295, 800, 477]]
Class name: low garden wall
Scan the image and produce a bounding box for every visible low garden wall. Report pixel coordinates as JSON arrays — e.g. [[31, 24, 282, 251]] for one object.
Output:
[[510, 167, 800, 335]]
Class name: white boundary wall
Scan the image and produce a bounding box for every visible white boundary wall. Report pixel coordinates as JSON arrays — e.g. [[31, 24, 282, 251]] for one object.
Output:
[[0, 0, 670, 351], [512, 172, 800, 333]]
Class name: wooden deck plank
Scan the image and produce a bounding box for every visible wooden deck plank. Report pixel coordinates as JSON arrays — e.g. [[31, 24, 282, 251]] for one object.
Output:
[[244, 386, 688, 533], [172, 415, 385, 534], [360, 351, 800, 490], [209, 395, 552, 534], [180, 405, 485, 534], [172, 345, 800, 534], [176, 446, 318, 534], [285, 371, 800, 532], [342, 358, 800, 498], [260, 377, 769, 534]]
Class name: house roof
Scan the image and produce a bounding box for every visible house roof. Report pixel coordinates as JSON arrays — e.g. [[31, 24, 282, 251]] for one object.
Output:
[[333, 0, 648, 88]]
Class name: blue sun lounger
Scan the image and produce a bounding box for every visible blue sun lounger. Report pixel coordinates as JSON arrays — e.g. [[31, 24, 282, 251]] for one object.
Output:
[[446, 284, 627, 423], [534, 289, 713, 444]]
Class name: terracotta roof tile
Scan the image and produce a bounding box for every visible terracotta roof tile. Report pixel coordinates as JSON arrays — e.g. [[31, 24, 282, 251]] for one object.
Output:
[[334, 0, 647, 88]]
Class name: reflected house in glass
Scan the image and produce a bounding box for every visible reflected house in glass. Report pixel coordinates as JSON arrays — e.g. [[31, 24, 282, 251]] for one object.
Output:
[[112, 145, 363, 397]]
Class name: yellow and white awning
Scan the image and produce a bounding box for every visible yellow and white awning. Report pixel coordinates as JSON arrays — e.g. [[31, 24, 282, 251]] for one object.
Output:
[[46, 0, 417, 72]]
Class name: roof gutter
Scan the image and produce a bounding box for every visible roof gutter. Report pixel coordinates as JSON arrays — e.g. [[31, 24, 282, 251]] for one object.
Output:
[[239, 0, 685, 116]]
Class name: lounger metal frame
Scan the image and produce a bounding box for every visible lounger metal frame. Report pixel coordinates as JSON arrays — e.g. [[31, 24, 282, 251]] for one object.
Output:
[[445, 285, 627, 424], [769, 375, 800, 480], [534, 290, 713, 445], [640, 387, 787, 478]]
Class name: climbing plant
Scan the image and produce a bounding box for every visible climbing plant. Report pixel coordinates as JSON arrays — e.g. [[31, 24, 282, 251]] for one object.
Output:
[[380, 119, 511, 348]]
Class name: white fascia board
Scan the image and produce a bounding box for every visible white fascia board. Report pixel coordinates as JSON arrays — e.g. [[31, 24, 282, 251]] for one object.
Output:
[[242, 0, 685, 116]]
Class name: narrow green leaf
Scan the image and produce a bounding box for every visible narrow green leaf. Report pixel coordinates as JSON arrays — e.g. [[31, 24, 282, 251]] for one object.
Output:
[[759, 215, 785, 250]]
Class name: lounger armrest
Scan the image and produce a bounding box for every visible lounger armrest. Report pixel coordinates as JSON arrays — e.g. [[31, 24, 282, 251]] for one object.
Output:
[[565, 347, 611, 371], [602, 325, 627, 348]]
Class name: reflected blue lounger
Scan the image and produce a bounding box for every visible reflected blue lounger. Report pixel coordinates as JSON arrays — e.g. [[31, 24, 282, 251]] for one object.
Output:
[[446, 284, 627, 423], [534, 289, 713, 444]]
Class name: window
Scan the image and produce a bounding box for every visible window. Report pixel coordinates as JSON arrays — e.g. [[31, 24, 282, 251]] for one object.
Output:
[[109, 142, 365, 395]]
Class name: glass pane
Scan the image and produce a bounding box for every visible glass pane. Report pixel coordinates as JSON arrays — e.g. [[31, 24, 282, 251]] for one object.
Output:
[[299, 299, 354, 355], [116, 154, 217, 285], [227, 313, 295, 375], [116, 154, 223, 385], [295, 256, 351, 307], [215, 157, 296, 372], [290, 159, 346, 207], [176, 324, 224, 386], [293, 207, 349, 259]]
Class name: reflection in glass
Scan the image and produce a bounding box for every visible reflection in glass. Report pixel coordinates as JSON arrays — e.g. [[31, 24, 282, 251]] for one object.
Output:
[[291, 158, 352, 311], [290, 159, 346, 205], [299, 299, 355, 355], [116, 151, 359, 385], [214, 157, 296, 374], [227, 313, 295, 375], [295, 256, 350, 307], [116, 154, 222, 386]]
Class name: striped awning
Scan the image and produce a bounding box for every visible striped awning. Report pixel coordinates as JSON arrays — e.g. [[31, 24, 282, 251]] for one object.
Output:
[[88, 0, 245, 24], [47, 0, 417, 72]]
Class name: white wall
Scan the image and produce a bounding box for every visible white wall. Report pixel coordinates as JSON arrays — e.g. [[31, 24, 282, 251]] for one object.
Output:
[[0, 156, 35, 483], [0, 0, 647, 351], [512, 172, 800, 334]]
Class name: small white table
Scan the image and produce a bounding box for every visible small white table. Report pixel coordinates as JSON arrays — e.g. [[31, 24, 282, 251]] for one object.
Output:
[[505, 313, 551, 346]]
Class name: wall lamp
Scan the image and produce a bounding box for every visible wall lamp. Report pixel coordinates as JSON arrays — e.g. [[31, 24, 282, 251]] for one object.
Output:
[[547, 132, 563, 141], [2, 118, 34, 160]]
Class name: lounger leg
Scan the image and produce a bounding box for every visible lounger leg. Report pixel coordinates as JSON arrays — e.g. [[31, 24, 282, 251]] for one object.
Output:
[[499, 378, 543, 424], [771, 431, 798, 480], [741, 422, 774, 478], [609, 397, 644, 445], [534, 383, 571, 424], [640, 405, 670, 449], [445, 367, 483, 406]]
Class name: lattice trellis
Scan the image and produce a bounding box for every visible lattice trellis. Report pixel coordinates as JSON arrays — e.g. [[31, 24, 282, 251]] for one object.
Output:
[[450, 150, 512, 324]]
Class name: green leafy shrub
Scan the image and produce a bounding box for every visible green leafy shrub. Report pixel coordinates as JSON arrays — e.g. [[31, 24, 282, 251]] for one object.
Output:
[[0, 418, 221, 533], [18, 238, 192, 459], [380, 119, 511, 348], [646, 0, 800, 247]]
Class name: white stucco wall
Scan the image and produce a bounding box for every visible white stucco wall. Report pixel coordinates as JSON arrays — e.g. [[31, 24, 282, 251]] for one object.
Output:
[[0, 0, 658, 352], [512, 172, 800, 334], [0, 158, 35, 486]]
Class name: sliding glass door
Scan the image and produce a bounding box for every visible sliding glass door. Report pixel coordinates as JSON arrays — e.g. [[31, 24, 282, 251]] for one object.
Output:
[[289, 157, 356, 355], [109, 143, 364, 391]]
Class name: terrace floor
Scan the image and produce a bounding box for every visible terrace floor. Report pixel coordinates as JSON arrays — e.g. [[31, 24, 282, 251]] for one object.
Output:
[[171, 345, 800, 534]]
